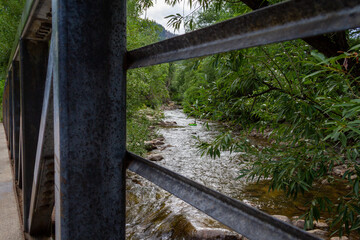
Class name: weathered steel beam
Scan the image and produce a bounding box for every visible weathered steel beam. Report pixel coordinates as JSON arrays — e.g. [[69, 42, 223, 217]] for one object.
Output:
[[52, 0, 127, 238], [18, 130, 23, 188], [7, 0, 52, 72], [126, 152, 320, 240], [8, 70, 14, 161], [28, 38, 54, 237], [20, 39, 49, 232], [127, 0, 360, 69], [4, 78, 10, 146], [12, 61, 21, 182]]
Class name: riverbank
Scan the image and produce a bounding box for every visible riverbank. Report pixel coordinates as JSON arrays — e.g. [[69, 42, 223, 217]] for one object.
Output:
[[126, 106, 353, 240]]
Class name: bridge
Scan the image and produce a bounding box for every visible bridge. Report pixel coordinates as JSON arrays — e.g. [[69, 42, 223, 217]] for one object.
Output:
[[1, 0, 360, 239]]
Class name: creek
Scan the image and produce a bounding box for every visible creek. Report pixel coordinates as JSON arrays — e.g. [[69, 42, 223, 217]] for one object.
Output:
[[125, 108, 348, 240]]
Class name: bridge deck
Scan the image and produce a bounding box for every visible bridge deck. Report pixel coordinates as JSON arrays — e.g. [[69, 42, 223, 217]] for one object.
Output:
[[0, 126, 23, 240]]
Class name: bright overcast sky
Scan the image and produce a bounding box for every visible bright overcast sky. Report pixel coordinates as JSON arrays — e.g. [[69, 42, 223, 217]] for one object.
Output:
[[141, 0, 192, 34]]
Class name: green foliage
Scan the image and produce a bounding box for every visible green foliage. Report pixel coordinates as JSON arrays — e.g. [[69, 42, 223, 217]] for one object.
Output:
[[126, 0, 171, 154], [0, 0, 24, 78], [0, 0, 25, 117], [169, 4, 360, 234], [127, 108, 163, 156], [186, 43, 360, 236]]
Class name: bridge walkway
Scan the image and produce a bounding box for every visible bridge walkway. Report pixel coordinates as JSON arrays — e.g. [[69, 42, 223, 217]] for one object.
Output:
[[0, 126, 23, 240]]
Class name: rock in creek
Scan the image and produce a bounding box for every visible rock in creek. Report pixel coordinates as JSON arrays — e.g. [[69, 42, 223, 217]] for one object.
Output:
[[307, 229, 328, 239], [144, 141, 157, 151], [314, 221, 329, 230], [158, 120, 177, 127], [144, 139, 165, 151], [158, 144, 173, 151], [330, 236, 349, 240], [272, 215, 291, 224], [191, 227, 242, 240], [292, 219, 305, 229], [148, 154, 164, 161]]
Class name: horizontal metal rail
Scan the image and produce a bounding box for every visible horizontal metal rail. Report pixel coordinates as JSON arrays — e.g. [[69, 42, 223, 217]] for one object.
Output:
[[126, 152, 320, 240], [127, 0, 360, 69]]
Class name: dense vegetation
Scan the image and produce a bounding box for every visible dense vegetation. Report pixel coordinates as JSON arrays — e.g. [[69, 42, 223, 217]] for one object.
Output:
[[1, 0, 360, 237], [126, 0, 172, 155], [168, 1, 360, 237], [0, 0, 25, 111]]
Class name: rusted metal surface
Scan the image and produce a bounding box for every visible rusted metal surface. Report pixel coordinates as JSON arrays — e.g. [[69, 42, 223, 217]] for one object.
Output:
[[19, 39, 49, 232], [126, 152, 321, 240], [28, 38, 54, 237], [127, 0, 360, 69], [52, 0, 127, 238]]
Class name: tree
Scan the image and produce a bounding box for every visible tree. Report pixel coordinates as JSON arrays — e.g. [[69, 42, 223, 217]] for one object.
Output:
[[169, 2, 360, 236]]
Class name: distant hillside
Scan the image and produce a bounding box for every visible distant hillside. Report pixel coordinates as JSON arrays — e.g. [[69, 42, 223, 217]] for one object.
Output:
[[156, 23, 177, 40]]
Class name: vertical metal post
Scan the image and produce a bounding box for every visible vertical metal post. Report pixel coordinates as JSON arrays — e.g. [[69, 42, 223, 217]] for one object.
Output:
[[4, 80, 8, 141], [8, 70, 13, 160], [12, 61, 21, 181], [52, 0, 127, 238], [6, 80, 9, 144], [20, 39, 49, 231], [18, 131, 23, 188]]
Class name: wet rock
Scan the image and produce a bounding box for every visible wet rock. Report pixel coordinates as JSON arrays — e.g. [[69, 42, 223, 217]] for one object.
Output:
[[321, 179, 329, 185], [272, 215, 292, 224], [144, 141, 157, 151], [158, 120, 177, 127], [313, 221, 328, 230], [292, 219, 305, 229], [330, 236, 349, 240], [332, 165, 352, 177], [131, 178, 142, 185], [148, 154, 164, 161], [156, 137, 165, 141], [144, 139, 165, 151], [146, 115, 155, 121], [162, 101, 179, 110], [158, 144, 173, 151], [191, 227, 242, 240], [154, 140, 165, 146], [306, 229, 328, 239]]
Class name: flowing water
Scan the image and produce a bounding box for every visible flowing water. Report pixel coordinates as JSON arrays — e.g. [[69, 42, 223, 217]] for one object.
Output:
[[126, 108, 348, 240]]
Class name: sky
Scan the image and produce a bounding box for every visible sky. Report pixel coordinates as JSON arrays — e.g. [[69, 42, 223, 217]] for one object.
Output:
[[140, 0, 192, 34]]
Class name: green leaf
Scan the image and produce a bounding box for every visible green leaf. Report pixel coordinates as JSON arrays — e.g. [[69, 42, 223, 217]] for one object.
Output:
[[350, 44, 360, 51]]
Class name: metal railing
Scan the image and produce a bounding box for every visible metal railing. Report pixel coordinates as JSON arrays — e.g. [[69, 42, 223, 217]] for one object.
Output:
[[2, 0, 360, 239]]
